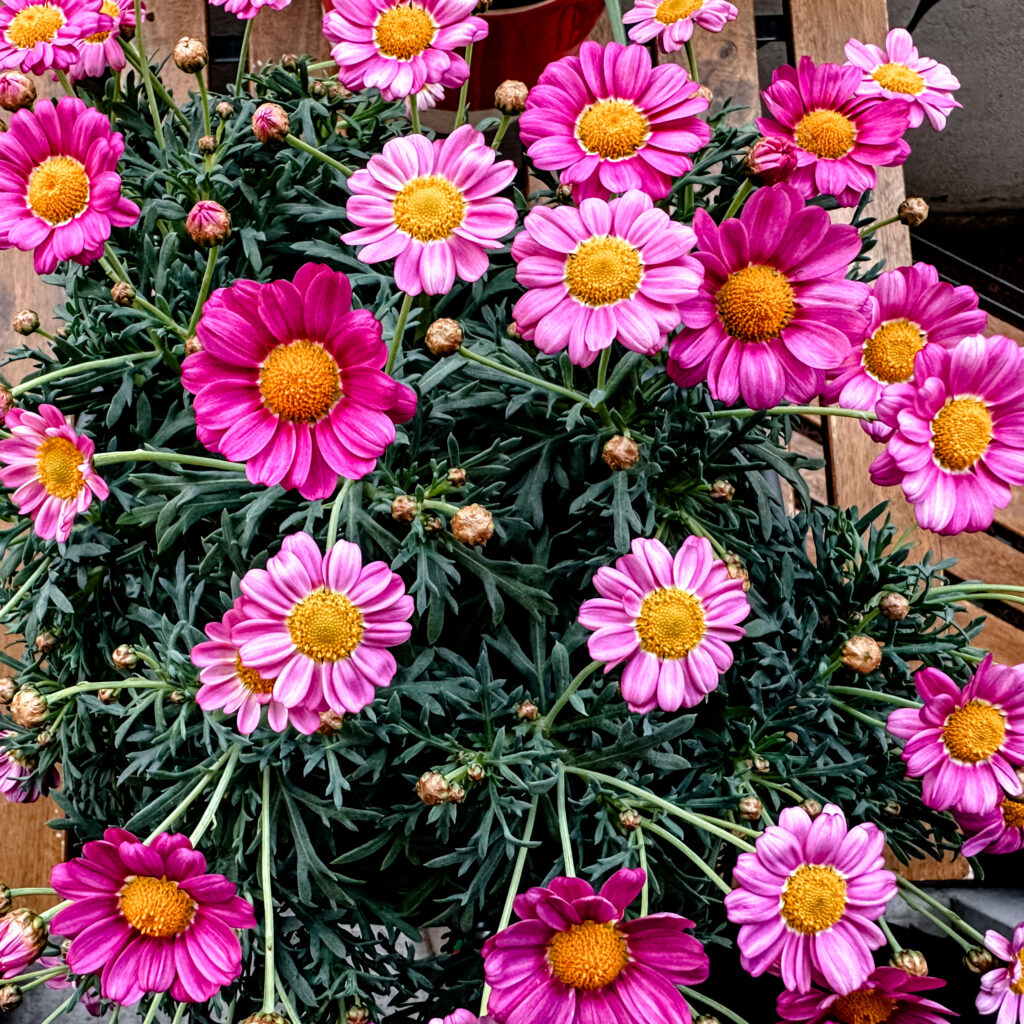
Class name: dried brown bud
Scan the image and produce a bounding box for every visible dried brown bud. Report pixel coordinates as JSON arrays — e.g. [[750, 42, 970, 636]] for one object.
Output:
[[841, 635, 883, 675], [602, 435, 640, 471], [240, 1014, 289, 1024], [173, 36, 208, 74], [619, 808, 642, 832], [0, 119, 5, 132], [506, 321, 522, 339], [252, 103, 290, 144], [334, 115, 348, 138], [694, 84, 714, 104], [281, 53, 299, 71], [11, 310, 38, 336], [695, 1016, 721, 1024], [416, 771, 451, 806], [59, 938, 71, 958], [466, 763, 485, 782], [964, 947, 997, 974], [0, 984, 20, 1012], [555, 183, 572, 202], [96, 688, 118, 705], [110, 281, 135, 306], [317, 710, 344, 735], [447, 467, 467, 488], [216, 100, 234, 120], [423, 515, 443, 536], [738, 796, 763, 821], [452, 504, 494, 547], [448, 782, 465, 803], [36, 730, 51, 747], [724, 552, 751, 592], [473, 0, 492, 11], [425, 318, 463, 356], [346, 1008, 370, 1024], [119, 21, 134, 41], [709, 478, 735, 502], [53, 324, 70, 339], [34, 631, 56, 656], [309, 79, 327, 100], [494, 79, 529, 116], [0, 888, 9, 915], [111, 644, 138, 670], [891, 949, 928, 977], [800, 798, 823, 819], [169, 690, 187, 704], [883, 799, 901, 818], [0, 678, 15, 705], [0, 386, 13, 428], [0, 72, 35, 112], [328, 83, 350, 102], [898, 197, 929, 227], [186, 200, 231, 246], [751, 755, 771, 774], [198, 134, 217, 155], [880, 592, 910, 621], [10, 688, 47, 728], [184, 336, 203, 357], [391, 495, 418, 522], [516, 699, 538, 722]]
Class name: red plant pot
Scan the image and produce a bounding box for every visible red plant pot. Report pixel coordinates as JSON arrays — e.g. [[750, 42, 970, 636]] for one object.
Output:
[[320, 0, 606, 111]]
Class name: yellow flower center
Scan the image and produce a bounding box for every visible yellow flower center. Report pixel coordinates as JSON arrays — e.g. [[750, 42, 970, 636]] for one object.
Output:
[[871, 62, 925, 96], [234, 655, 275, 695], [5, 3, 64, 48], [1002, 798, 1024, 830], [36, 436, 86, 500], [287, 588, 364, 662], [654, 0, 703, 23], [118, 876, 196, 939], [795, 109, 857, 159], [635, 587, 707, 660], [832, 988, 898, 1024], [258, 340, 341, 423], [716, 264, 795, 343], [942, 699, 1005, 764], [564, 236, 644, 307], [576, 100, 650, 161], [374, 4, 436, 60], [546, 920, 630, 991], [83, 0, 119, 44], [930, 397, 992, 472], [1012, 950, 1024, 996], [27, 156, 91, 226], [392, 175, 466, 242], [861, 319, 925, 384], [780, 864, 847, 934]]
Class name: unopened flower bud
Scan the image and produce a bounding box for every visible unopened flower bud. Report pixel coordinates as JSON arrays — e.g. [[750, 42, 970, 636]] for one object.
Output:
[[694, 84, 713, 103], [447, 467, 467, 487], [309, 79, 327, 100], [186, 200, 231, 246], [59, 938, 71, 958], [0, 909, 45, 976], [0, 72, 35, 112], [173, 36, 208, 74], [0, 387, 13, 427], [800, 798, 823, 819], [746, 135, 799, 187], [111, 644, 138, 670], [169, 690, 186, 704], [448, 782, 465, 803], [506, 321, 522, 339], [54, 323, 70, 339], [425, 318, 462, 356], [252, 103, 289, 144], [898, 197, 929, 227], [452, 504, 494, 547], [619, 808, 642, 832], [10, 688, 47, 728], [317, 710, 344, 735], [494, 79, 528, 116], [555, 183, 572, 202], [423, 515, 443, 536], [883, 799, 901, 818], [391, 495, 418, 522], [467, 763, 485, 781], [0, 678, 14, 704], [695, 1015, 721, 1024], [36, 730, 51, 747], [0, 983, 19, 1012], [241, 1014, 288, 1024], [110, 281, 135, 306], [0, 888, 9, 915], [890, 949, 928, 977], [738, 796, 763, 821], [724, 552, 751, 592], [880, 592, 910, 621], [964, 947, 997, 974], [516, 699, 538, 722], [709, 478, 734, 502], [281, 53, 299, 71], [34, 632, 57, 655], [216, 100, 234, 120], [602, 435, 639, 471], [841, 635, 883, 674], [751, 755, 770, 774], [416, 771, 451, 806], [347, 1008, 370, 1024], [198, 134, 217, 155], [184, 335, 202, 357], [473, 0, 492, 12], [11, 310, 38, 336], [328, 83, 350, 102], [96, 688, 118, 705]]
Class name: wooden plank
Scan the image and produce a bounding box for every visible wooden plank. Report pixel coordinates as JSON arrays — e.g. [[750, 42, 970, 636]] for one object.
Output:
[[0, 797, 64, 913], [250, 0, 329, 71]]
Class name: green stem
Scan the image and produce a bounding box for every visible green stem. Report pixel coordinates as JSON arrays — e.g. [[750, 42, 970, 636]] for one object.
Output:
[[197, 70, 212, 138], [171, 1003, 187, 1024], [746, 776, 803, 803], [828, 685, 920, 708], [723, 178, 755, 219], [931, 583, 1024, 594], [409, 93, 422, 134], [641, 818, 732, 897], [860, 214, 900, 237], [260, 767, 277, 1013], [459, 347, 593, 406], [879, 916, 902, 953], [285, 134, 354, 177], [421, 498, 460, 516], [680, 512, 727, 559], [556, 765, 576, 877], [144, 748, 234, 843], [189, 745, 240, 845], [131, 296, 189, 338], [491, 112, 512, 150], [680, 986, 752, 1024], [685, 39, 699, 81], [709, 404, 877, 421], [326, 479, 354, 548], [7, 887, 56, 896], [898, 892, 973, 952], [142, 993, 164, 1024], [595, 346, 611, 395], [187, 245, 220, 335], [897, 877, 987, 945], [103, 241, 130, 282], [13, 351, 156, 398], [274, 971, 301, 1024], [93, 449, 246, 472], [234, 17, 254, 95], [831, 699, 888, 730], [385, 292, 414, 376], [56, 70, 74, 95], [133, 0, 164, 150], [15, 969, 65, 992], [39, 990, 78, 1024], [45, 679, 172, 702], [604, 0, 627, 44], [690, 810, 761, 838], [0, 558, 52, 621], [541, 660, 602, 736], [119, 45, 189, 129], [926, 590, 1024, 609], [453, 43, 474, 127], [635, 827, 649, 915], [306, 59, 337, 72]]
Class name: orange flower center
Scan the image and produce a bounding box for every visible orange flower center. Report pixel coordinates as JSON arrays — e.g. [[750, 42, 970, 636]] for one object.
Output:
[[287, 588, 364, 662], [795, 109, 857, 159], [27, 157, 90, 226], [635, 587, 706, 660], [861, 319, 925, 384], [5, 3, 63, 47], [832, 988, 898, 1024], [83, 0, 119, 44], [942, 699, 1005, 763], [36, 436, 86, 500], [654, 0, 703, 23], [576, 100, 650, 160], [258, 340, 341, 423], [716, 264, 795, 342], [1002, 798, 1024, 830], [118, 876, 196, 939], [1011, 950, 1024, 996], [234, 655, 275, 695], [392, 175, 466, 242], [564, 236, 644, 306], [546, 920, 630, 991], [374, 4, 435, 60], [931, 397, 992, 472], [871, 62, 925, 96], [780, 864, 847, 934]]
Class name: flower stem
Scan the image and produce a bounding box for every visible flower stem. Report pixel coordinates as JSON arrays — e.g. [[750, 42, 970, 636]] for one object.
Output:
[[453, 43, 474, 127], [142, 993, 164, 1024], [491, 113, 512, 150], [421, 498, 460, 516], [189, 745, 240, 846], [7, 887, 56, 897], [93, 449, 246, 472], [879, 916, 902, 953], [260, 766, 277, 1013], [234, 16, 254, 95], [897, 876, 987, 945], [827, 685, 921, 708], [459, 346, 593, 406], [187, 245, 220, 336], [197, 70, 212, 138], [709, 404, 877, 421], [15, 968, 64, 992], [604, 0, 627, 44], [133, 0, 164, 150], [56, 70, 74, 96], [12, 351, 157, 398], [685, 39, 699, 82], [746, 776, 803, 803], [690, 810, 761, 839], [831, 698, 888, 730], [326, 478, 354, 548], [722, 178, 755, 220], [595, 346, 611, 395], [898, 891, 974, 951], [680, 512, 728, 559], [385, 292, 414, 376], [120, 42, 189, 129], [641, 818, 732, 897], [409, 93, 422, 134], [132, 296, 189, 338], [680, 986, 752, 1024], [541, 659, 602, 736], [860, 214, 900, 237], [635, 827, 649, 915], [275, 970, 301, 1024], [39, 990, 78, 1024], [144, 748, 234, 843], [285, 133, 354, 177], [102, 241, 130, 282], [40, 899, 72, 923], [0, 558, 52, 621], [171, 1003, 187, 1024], [556, 764, 576, 877], [45, 679, 173, 703]]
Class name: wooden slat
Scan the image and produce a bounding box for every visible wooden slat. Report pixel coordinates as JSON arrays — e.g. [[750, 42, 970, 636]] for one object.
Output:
[[0, 796, 64, 913], [250, 0, 329, 72]]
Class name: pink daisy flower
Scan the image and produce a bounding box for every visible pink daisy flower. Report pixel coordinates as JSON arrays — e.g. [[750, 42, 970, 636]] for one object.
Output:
[[667, 183, 868, 408], [869, 334, 1024, 535], [431, 1013, 492, 1024], [50, 828, 256, 1006], [519, 41, 711, 203], [0, 908, 45, 978], [0, 0, 110, 75], [342, 124, 517, 297], [624, 0, 738, 52], [578, 535, 749, 714], [192, 599, 322, 736], [845, 28, 961, 132], [323, 0, 486, 102], [511, 189, 702, 367], [0, 96, 140, 275], [209, 0, 289, 19], [957, 799, 1024, 858], [777, 966, 954, 1024], [0, 403, 109, 543], [886, 656, 1024, 816], [757, 56, 910, 207], [978, 922, 1024, 1024], [67, 0, 137, 81], [182, 263, 416, 501], [0, 730, 57, 802], [231, 532, 413, 715], [725, 803, 896, 995], [823, 263, 987, 440], [482, 867, 709, 1024]]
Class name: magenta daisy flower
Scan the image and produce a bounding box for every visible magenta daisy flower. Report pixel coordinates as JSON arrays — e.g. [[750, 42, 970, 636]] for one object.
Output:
[[0, 96, 140, 275], [182, 262, 416, 501], [725, 803, 896, 995], [323, 0, 486, 102], [519, 41, 711, 203], [757, 56, 910, 206], [845, 28, 961, 131], [0, 0, 110, 75], [67, 0, 137, 81], [482, 868, 708, 1024], [231, 532, 413, 715], [667, 183, 868, 408], [624, 0, 738, 52], [823, 263, 986, 440], [869, 334, 1024, 535], [192, 599, 321, 736], [0, 909, 45, 978], [0, 403, 109, 543], [50, 828, 255, 1005], [957, 799, 1024, 857], [886, 657, 1024, 816], [0, 730, 57, 802], [431, 1013, 491, 1024], [978, 922, 1024, 1024], [209, 0, 288, 19], [511, 190, 702, 367], [578, 535, 748, 714], [777, 966, 954, 1024], [342, 124, 517, 296]]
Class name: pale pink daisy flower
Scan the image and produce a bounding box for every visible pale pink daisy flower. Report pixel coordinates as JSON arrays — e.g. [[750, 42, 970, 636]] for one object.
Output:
[[512, 189, 702, 367], [0, 404, 109, 543], [67, 0, 137, 81], [208, 0, 289, 20], [887, 657, 1024, 816], [956, 799, 1024, 858], [725, 803, 896, 995], [323, 0, 486, 102], [624, 0, 738, 52], [404, 80, 444, 117], [182, 263, 416, 501], [232, 532, 414, 715], [519, 40, 711, 203], [192, 600, 321, 736], [823, 263, 987, 440], [578, 535, 748, 714], [977, 921, 1024, 1024], [0, 0, 110, 75], [342, 124, 517, 296], [869, 334, 1024, 535], [845, 28, 961, 131]]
